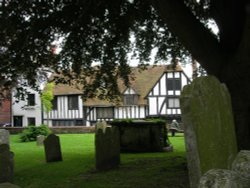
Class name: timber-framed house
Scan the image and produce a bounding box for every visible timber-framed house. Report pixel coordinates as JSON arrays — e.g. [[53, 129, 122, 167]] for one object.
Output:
[[43, 64, 191, 126]]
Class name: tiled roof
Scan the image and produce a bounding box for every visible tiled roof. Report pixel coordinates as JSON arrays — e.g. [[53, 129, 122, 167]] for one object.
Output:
[[52, 64, 183, 106], [52, 84, 82, 96]]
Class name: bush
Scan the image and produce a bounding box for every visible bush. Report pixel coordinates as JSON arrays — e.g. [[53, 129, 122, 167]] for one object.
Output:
[[19, 125, 52, 142]]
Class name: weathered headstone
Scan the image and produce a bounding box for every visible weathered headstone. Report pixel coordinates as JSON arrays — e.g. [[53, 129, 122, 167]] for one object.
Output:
[[198, 169, 249, 188], [0, 144, 14, 183], [180, 76, 238, 188], [232, 150, 250, 179], [199, 150, 250, 188], [0, 182, 20, 188], [0, 130, 9, 145], [95, 125, 120, 170], [44, 134, 62, 162], [36, 135, 46, 146]]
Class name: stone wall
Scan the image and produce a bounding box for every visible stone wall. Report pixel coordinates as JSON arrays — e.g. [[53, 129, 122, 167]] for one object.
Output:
[[1, 126, 95, 134]]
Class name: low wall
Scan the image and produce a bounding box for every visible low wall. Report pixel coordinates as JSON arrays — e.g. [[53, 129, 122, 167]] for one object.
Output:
[[0, 126, 95, 134], [51, 126, 95, 134]]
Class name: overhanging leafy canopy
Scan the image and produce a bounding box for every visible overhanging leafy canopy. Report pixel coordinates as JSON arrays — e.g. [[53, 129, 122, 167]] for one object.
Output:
[[2, 0, 243, 99]]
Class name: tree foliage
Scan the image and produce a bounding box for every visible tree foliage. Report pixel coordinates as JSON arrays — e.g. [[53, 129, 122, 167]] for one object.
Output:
[[41, 82, 54, 113], [0, 0, 188, 99]]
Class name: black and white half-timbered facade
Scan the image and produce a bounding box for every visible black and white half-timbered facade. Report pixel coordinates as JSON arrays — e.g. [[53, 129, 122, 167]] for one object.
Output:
[[147, 70, 189, 119], [43, 65, 191, 126]]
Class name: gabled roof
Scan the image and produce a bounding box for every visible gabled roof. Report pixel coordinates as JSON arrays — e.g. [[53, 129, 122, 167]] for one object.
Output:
[[52, 64, 183, 106]]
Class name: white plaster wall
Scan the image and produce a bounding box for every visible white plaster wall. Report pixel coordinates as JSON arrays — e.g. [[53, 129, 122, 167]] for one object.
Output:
[[12, 88, 42, 127]]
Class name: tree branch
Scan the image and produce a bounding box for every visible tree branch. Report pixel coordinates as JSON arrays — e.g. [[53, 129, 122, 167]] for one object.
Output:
[[151, 0, 224, 77]]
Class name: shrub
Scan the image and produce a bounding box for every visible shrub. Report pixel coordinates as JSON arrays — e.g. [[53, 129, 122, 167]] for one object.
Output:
[[19, 125, 52, 142]]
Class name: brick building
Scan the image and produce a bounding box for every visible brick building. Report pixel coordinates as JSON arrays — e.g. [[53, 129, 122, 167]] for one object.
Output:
[[0, 96, 12, 126]]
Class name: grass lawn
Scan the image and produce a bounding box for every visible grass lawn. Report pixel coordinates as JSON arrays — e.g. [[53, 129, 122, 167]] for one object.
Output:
[[10, 133, 189, 188]]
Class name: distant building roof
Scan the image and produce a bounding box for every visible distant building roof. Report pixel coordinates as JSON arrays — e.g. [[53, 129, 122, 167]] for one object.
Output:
[[51, 64, 183, 106]]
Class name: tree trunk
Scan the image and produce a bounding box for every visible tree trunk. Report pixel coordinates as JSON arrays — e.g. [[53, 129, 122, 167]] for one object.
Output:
[[225, 78, 250, 150], [220, 10, 250, 150]]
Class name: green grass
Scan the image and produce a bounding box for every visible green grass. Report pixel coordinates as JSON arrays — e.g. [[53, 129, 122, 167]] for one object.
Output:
[[10, 133, 189, 188]]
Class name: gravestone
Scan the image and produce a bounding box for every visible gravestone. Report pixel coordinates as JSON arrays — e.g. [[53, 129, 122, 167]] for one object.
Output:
[[0, 130, 9, 145], [231, 150, 250, 179], [0, 144, 14, 183], [44, 134, 62, 162], [95, 124, 120, 170], [199, 150, 250, 188], [36, 135, 46, 146], [198, 169, 249, 188], [180, 76, 238, 188]]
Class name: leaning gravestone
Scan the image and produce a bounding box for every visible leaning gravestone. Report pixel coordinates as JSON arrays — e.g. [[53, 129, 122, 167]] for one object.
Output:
[[95, 122, 120, 170], [0, 129, 9, 145], [44, 134, 62, 162], [0, 144, 14, 183], [180, 76, 238, 188]]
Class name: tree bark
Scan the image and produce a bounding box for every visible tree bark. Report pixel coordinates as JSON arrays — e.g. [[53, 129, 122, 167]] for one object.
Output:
[[220, 6, 250, 150]]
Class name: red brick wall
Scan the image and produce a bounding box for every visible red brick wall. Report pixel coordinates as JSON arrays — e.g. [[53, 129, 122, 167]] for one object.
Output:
[[0, 98, 11, 125]]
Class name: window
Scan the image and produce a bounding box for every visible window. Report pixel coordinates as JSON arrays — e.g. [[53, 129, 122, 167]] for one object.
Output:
[[52, 120, 85, 126], [68, 95, 78, 110], [52, 96, 58, 110], [167, 78, 181, 90], [27, 117, 36, 126], [13, 116, 23, 127], [27, 94, 35, 106], [96, 107, 114, 119], [75, 120, 85, 126], [52, 120, 74, 126], [123, 94, 138, 105], [168, 98, 180, 108]]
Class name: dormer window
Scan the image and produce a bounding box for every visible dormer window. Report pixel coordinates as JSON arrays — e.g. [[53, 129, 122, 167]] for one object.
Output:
[[123, 94, 139, 105], [167, 78, 181, 90]]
